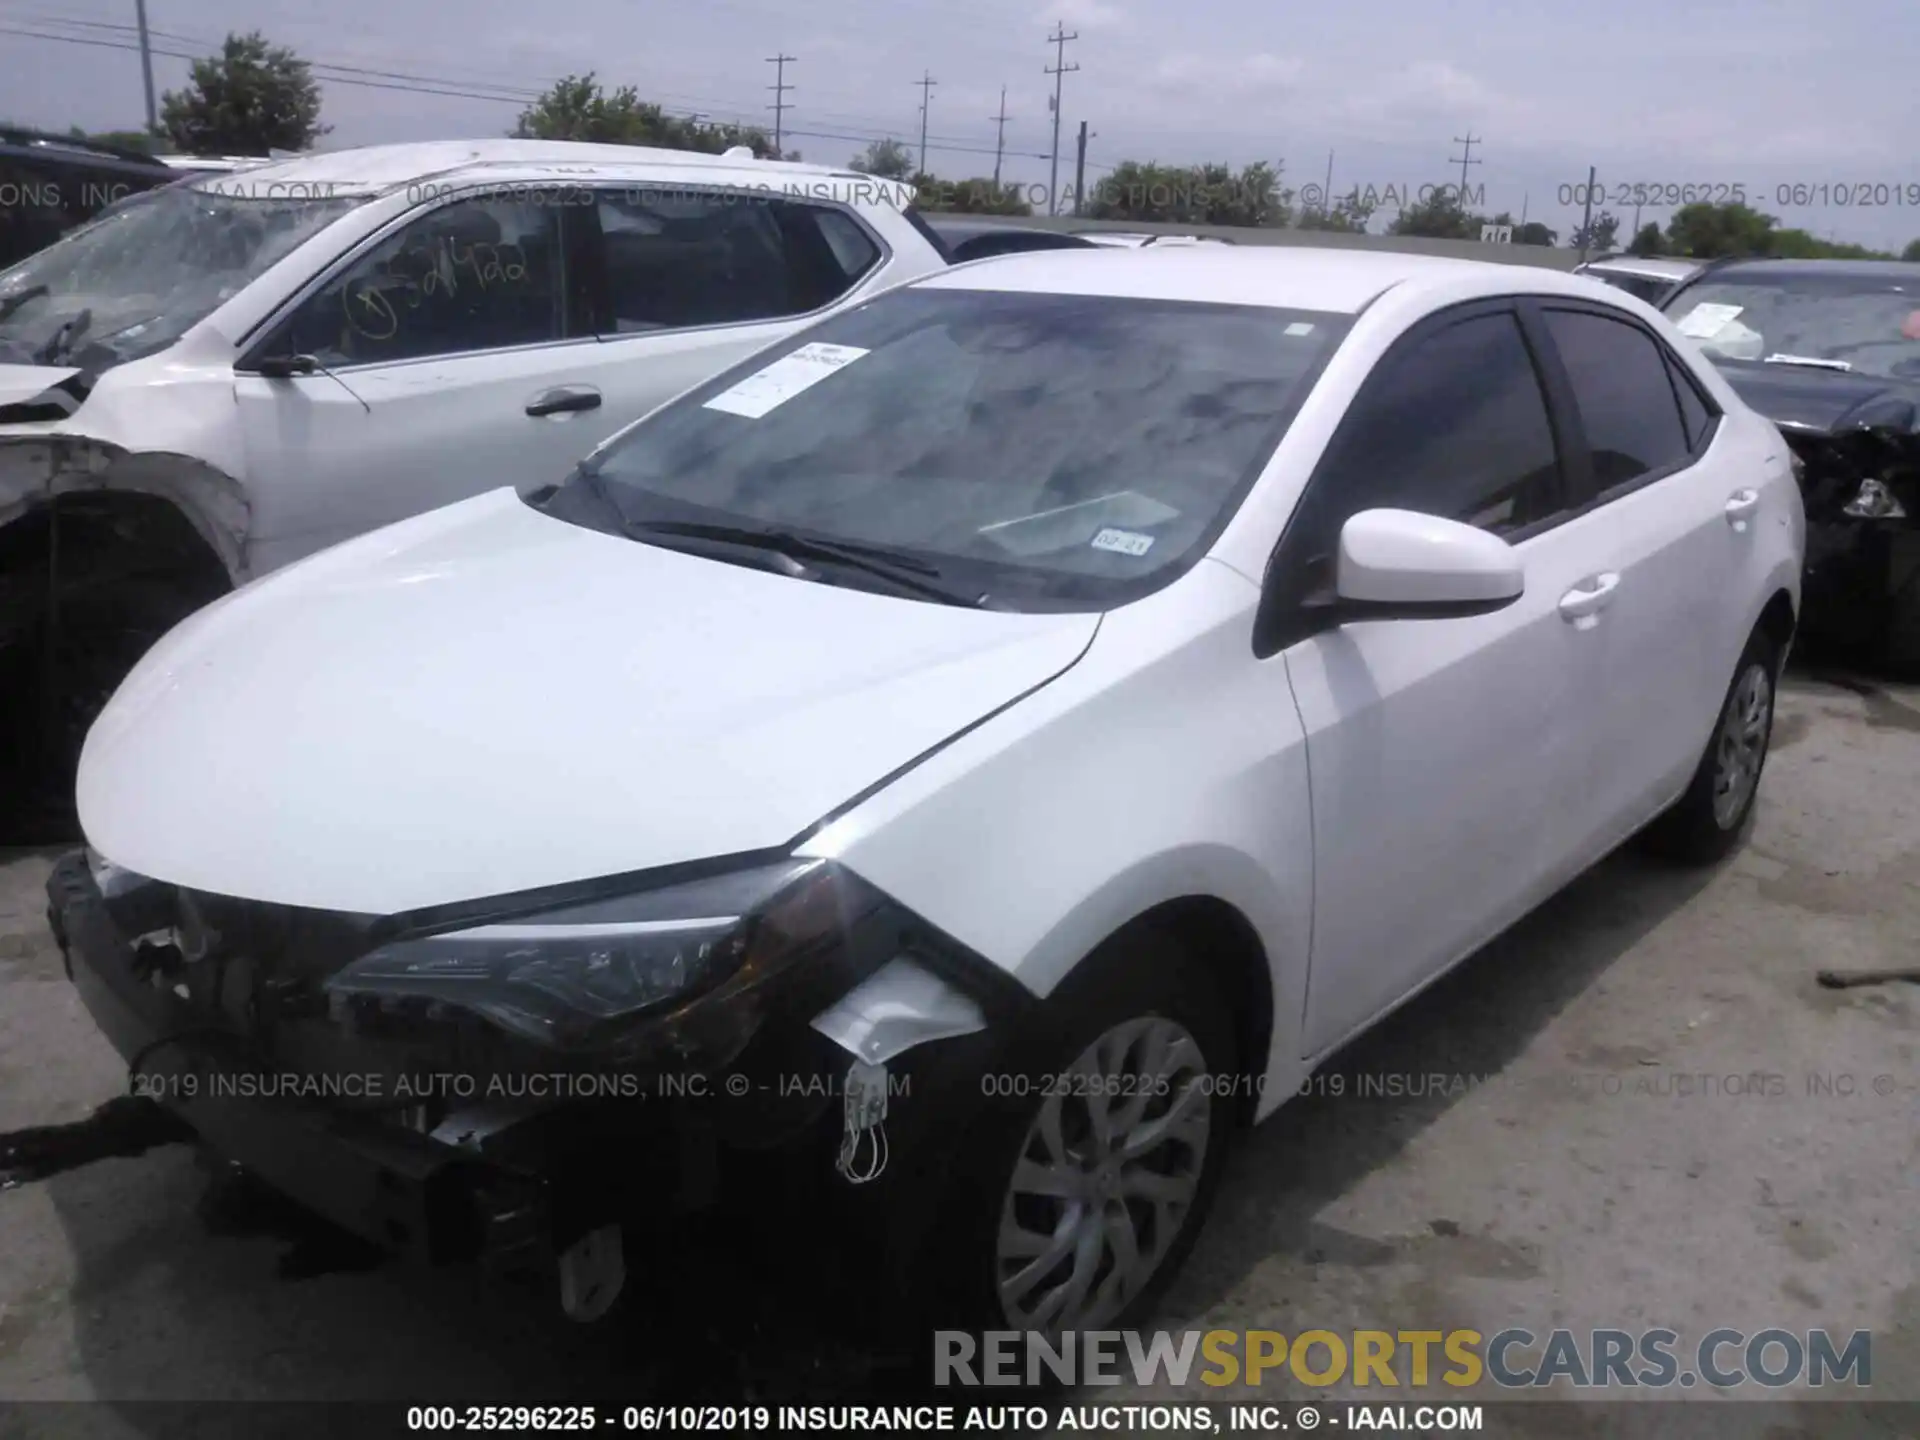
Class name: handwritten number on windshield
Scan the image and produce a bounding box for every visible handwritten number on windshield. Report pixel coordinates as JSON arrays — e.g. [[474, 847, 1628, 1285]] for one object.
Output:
[[339, 233, 534, 343]]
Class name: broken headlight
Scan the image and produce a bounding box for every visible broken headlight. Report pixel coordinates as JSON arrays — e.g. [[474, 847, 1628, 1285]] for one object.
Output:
[[1843, 478, 1906, 520], [325, 858, 853, 1054]]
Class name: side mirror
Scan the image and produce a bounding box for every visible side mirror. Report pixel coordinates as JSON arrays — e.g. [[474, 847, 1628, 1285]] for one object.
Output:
[[256, 353, 318, 380], [1332, 508, 1524, 620]]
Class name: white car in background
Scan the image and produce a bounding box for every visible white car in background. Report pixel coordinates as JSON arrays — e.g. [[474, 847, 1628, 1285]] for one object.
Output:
[[0, 139, 946, 829], [1574, 254, 1705, 306], [55, 247, 1802, 1336], [1077, 230, 1235, 248]]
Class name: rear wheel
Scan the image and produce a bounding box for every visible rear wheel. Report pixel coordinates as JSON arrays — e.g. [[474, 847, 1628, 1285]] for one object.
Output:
[[1639, 628, 1779, 865]]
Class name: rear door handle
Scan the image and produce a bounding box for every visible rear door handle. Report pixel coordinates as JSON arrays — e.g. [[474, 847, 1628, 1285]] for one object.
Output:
[[1559, 572, 1621, 628], [1725, 489, 1761, 531], [526, 385, 602, 418]]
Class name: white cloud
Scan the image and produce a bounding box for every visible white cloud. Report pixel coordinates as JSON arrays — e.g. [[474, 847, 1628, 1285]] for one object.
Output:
[[1146, 50, 1303, 98], [1046, 0, 1128, 31]]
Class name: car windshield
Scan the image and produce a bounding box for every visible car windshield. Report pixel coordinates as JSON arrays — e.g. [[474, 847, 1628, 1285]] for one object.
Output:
[[0, 184, 363, 371], [1666, 272, 1920, 380], [551, 286, 1348, 609]]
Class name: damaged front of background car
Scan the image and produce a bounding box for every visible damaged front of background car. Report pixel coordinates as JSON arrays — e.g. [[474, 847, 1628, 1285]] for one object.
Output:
[[0, 184, 364, 835], [1662, 259, 1920, 672]]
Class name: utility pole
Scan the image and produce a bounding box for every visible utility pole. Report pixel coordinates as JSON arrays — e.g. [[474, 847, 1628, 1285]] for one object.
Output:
[[915, 70, 937, 175], [1044, 23, 1079, 216], [990, 86, 1010, 187], [1577, 163, 1597, 261], [765, 54, 795, 156], [1322, 149, 1334, 212], [1072, 120, 1090, 215], [134, 0, 158, 133], [1448, 130, 1482, 205]]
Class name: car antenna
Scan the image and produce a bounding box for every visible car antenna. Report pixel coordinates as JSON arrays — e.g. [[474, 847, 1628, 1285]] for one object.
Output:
[[311, 354, 371, 413]]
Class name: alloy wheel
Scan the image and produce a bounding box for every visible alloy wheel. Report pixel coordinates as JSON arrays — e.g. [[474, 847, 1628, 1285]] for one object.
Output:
[[1711, 661, 1773, 830], [993, 1015, 1212, 1333]]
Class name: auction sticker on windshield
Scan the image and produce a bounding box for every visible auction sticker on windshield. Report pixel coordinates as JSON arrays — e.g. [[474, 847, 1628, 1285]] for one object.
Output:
[[703, 343, 870, 419], [1676, 302, 1744, 339], [1091, 528, 1155, 556]]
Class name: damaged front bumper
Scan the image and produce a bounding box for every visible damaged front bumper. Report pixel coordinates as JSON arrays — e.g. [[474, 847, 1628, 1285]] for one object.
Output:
[[1786, 426, 1920, 654], [44, 850, 1025, 1289]]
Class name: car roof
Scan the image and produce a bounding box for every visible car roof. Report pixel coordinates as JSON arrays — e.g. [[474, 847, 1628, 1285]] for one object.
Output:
[[1699, 257, 1920, 281], [179, 139, 915, 206], [926, 218, 1070, 239], [1580, 256, 1701, 279], [918, 245, 1601, 314]]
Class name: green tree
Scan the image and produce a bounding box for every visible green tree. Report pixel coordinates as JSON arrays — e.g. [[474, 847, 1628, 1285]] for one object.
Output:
[[513, 75, 785, 157], [1297, 189, 1375, 233], [1568, 209, 1620, 253], [1086, 159, 1290, 227], [1904, 239, 1920, 262], [1386, 190, 1477, 239], [1664, 201, 1777, 258], [159, 31, 327, 156], [1627, 222, 1667, 256], [1515, 221, 1557, 246], [849, 138, 914, 180]]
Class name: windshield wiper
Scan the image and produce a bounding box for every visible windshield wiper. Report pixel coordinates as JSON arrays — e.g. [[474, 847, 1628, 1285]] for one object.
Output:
[[624, 518, 992, 608], [35, 308, 92, 366], [1764, 353, 1854, 372]]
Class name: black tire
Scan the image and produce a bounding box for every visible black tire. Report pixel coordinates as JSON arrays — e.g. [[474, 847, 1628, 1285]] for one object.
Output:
[[916, 926, 1241, 1340], [1, 577, 208, 843], [1639, 628, 1780, 865]]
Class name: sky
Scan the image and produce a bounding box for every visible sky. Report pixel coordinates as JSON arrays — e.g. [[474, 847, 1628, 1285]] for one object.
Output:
[[4, 0, 1919, 250]]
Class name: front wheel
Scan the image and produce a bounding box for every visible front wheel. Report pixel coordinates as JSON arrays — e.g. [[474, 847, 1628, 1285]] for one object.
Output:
[[1639, 629, 1779, 865], [927, 929, 1240, 1339]]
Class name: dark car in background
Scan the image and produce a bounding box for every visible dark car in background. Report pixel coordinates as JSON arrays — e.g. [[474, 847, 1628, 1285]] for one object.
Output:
[[1663, 258, 1920, 670], [921, 217, 1100, 262], [0, 128, 178, 268]]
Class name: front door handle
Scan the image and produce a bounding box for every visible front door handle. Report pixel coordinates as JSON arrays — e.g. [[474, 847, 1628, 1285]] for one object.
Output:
[[1725, 489, 1761, 531], [526, 385, 602, 418], [1559, 572, 1621, 628]]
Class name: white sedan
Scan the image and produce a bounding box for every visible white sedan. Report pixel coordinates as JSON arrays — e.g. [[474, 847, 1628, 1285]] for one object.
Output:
[[54, 246, 1803, 1337]]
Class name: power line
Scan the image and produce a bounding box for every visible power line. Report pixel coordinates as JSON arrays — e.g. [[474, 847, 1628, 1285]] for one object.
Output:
[[1044, 22, 1079, 216], [914, 70, 937, 175], [765, 54, 794, 156], [0, 22, 1053, 167]]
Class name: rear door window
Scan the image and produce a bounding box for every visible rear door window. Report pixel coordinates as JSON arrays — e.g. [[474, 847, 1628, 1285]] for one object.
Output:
[[592, 192, 880, 334], [1541, 307, 1694, 491]]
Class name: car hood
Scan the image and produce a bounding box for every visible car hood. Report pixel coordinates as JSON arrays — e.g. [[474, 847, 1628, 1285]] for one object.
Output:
[[78, 489, 1101, 914], [1714, 361, 1920, 437]]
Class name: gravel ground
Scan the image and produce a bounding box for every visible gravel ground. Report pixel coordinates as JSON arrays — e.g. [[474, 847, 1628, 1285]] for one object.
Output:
[[0, 667, 1915, 1430]]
